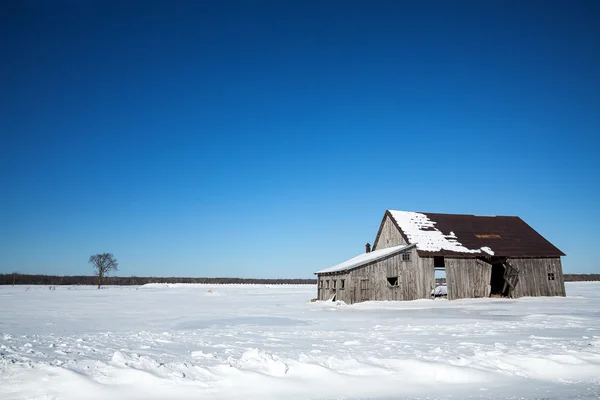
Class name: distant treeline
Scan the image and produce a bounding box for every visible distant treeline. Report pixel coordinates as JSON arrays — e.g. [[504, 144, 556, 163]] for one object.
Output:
[[0, 273, 317, 286], [563, 274, 600, 282], [1, 273, 598, 286]]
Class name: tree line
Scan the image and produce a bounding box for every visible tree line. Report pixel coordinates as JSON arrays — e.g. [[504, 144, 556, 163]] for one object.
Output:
[[2, 273, 598, 286], [0, 273, 317, 286], [563, 274, 600, 282]]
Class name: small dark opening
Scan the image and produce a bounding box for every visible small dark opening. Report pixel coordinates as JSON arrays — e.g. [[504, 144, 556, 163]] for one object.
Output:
[[490, 263, 507, 296], [387, 277, 399, 287], [434, 256, 445, 268], [340, 279, 345, 289], [548, 273, 555, 281]]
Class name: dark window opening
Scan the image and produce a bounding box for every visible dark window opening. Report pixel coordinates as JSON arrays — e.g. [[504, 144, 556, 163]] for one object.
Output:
[[340, 279, 345, 290], [319, 280, 323, 288], [548, 273, 555, 281], [333, 280, 337, 289], [325, 280, 330, 289], [387, 277, 399, 287], [402, 252, 411, 261], [434, 256, 445, 269]]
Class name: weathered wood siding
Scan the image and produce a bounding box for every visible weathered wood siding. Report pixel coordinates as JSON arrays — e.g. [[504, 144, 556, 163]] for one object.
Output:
[[373, 214, 406, 251], [445, 258, 492, 300], [317, 248, 434, 304], [511, 257, 566, 297]]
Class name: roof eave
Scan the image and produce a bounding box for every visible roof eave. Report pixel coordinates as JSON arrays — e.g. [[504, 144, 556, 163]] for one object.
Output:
[[316, 243, 417, 275]]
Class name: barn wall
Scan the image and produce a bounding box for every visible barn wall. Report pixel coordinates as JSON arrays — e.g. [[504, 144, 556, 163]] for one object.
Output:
[[373, 214, 407, 251], [317, 273, 350, 301], [320, 256, 566, 302], [511, 257, 565, 297], [445, 258, 492, 300], [408, 249, 435, 300], [317, 248, 434, 304]]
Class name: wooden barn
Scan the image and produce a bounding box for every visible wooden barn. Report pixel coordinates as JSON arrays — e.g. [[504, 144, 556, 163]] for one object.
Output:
[[315, 210, 566, 303]]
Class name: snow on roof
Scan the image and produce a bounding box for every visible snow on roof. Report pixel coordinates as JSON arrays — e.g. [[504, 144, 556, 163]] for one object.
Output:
[[388, 211, 494, 255], [316, 244, 414, 274]]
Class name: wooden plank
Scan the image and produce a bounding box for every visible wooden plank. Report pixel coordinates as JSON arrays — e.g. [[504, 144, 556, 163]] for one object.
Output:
[[373, 215, 407, 250], [446, 258, 492, 300], [508, 257, 566, 298]]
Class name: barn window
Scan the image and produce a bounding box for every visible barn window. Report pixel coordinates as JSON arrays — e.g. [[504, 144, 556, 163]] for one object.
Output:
[[340, 279, 345, 290], [326, 280, 330, 289], [548, 273, 555, 281], [333, 280, 337, 289], [387, 277, 399, 287], [319, 280, 323, 288], [434, 256, 445, 268], [402, 253, 411, 261]]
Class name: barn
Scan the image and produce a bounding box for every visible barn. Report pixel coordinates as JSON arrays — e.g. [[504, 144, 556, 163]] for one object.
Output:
[[315, 210, 566, 303]]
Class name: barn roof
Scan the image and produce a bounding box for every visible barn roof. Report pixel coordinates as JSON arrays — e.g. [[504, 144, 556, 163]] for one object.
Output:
[[315, 243, 415, 275], [384, 210, 564, 258]]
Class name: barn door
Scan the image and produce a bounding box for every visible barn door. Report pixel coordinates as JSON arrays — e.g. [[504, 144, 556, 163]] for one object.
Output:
[[502, 260, 519, 297], [360, 279, 370, 301]]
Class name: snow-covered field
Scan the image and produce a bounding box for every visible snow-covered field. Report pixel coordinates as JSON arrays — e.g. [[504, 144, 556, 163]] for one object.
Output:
[[1, 282, 600, 399]]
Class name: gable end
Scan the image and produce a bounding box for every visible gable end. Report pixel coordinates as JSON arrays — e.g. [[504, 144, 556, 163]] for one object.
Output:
[[373, 210, 410, 250]]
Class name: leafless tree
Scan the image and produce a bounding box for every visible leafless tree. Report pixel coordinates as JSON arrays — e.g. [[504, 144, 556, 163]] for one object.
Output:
[[89, 253, 119, 288], [12, 271, 19, 286]]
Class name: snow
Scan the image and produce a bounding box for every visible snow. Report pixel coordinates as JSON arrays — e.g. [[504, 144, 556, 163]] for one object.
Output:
[[315, 244, 414, 274], [389, 210, 496, 255], [432, 285, 448, 296], [481, 246, 495, 255], [1, 282, 600, 399]]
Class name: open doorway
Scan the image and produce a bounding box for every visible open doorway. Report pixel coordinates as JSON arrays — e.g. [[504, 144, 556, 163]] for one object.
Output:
[[433, 256, 447, 298], [490, 262, 508, 296]]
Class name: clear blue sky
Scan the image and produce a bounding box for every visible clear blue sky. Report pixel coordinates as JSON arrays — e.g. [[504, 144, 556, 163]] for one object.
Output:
[[1, 1, 598, 278]]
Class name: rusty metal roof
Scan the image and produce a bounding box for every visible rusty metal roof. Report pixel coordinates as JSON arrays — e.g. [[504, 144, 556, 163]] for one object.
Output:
[[386, 211, 565, 258]]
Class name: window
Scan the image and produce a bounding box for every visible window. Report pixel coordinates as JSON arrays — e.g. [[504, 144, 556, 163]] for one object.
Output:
[[434, 256, 445, 268], [319, 280, 323, 288], [548, 273, 555, 281], [340, 279, 345, 290], [387, 277, 399, 287], [326, 280, 330, 289], [402, 253, 411, 261], [333, 280, 337, 289]]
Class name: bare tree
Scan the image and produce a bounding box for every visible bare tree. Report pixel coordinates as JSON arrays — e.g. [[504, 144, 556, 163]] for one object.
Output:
[[12, 271, 19, 286], [89, 253, 119, 288]]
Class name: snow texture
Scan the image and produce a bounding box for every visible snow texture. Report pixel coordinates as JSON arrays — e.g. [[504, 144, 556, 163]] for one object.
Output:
[[1, 283, 600, 399], [432, 285, 448, 296], [389, 210, 495, 255], [481, 246, 495, 255], [316, 244, 413, 274]]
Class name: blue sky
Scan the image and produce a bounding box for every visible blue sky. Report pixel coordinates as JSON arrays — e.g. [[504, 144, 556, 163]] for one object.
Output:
[[1, 1, 599, 278]]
